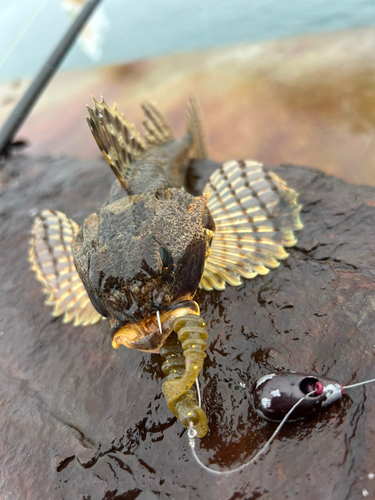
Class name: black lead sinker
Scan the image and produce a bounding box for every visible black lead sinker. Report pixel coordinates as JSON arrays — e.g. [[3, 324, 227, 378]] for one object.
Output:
[[253, 371, 343, 421]]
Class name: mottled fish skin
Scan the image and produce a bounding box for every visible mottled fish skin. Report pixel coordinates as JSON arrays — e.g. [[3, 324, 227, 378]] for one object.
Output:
[[72, 128, 214, 345]]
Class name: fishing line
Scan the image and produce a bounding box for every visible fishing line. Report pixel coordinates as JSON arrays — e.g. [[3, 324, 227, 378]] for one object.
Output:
[[187, 374, 375, 475], [188, 389, 316, 475], [343, 377, 375, 389], [156, 310, 163, 336], [195, 378, 202, 408], [0, 0, 51, 71], [0, 0, 102, 156]]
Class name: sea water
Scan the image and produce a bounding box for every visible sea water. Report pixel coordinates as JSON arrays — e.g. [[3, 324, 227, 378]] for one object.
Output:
[[0, 0, 374, 80]]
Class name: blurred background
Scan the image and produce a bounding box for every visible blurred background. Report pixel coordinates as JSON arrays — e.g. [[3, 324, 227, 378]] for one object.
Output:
[[1, 0, 375, 185]]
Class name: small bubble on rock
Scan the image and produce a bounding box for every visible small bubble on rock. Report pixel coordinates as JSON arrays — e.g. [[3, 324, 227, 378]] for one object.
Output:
[[28, 207, 38, 217]]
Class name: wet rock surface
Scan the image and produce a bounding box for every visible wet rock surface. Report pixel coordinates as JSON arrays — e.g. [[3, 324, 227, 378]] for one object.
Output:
[[1, 154, 375, 500]]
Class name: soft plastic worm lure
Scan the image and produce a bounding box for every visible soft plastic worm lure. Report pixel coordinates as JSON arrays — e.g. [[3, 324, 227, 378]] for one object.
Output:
[[160, 314, 208, 438]]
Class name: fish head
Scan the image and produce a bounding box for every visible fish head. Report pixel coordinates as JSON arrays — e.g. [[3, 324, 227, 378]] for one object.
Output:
[[72, 188, 215, 351]]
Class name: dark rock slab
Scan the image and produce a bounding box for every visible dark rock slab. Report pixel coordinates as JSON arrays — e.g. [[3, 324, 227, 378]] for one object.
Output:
[[1, 154, 375, 500]]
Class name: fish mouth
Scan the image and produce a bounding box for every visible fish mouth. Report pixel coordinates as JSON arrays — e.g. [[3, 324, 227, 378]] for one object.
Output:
[[111, 300, 200, 352]]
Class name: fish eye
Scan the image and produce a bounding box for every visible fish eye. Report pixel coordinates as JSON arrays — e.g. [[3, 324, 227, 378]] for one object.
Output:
[[159, 246, 172, 268], [203, 208, 215, 232]]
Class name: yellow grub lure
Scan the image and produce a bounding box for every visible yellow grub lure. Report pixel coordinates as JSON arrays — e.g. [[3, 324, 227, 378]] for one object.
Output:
[[29, 97, 303, 438], [160, 314, 209, 438]]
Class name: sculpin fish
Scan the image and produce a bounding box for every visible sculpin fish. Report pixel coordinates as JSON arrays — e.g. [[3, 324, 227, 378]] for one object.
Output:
[[29, 97, 302, 437]]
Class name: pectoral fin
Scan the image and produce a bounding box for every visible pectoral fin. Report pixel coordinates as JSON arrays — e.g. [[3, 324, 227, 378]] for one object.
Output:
[[29, 209, 104, 326], [200, 160, 303, 291]]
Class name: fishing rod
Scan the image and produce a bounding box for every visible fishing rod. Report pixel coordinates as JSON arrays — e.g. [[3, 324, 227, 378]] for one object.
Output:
[[0, 0, 103, 157]]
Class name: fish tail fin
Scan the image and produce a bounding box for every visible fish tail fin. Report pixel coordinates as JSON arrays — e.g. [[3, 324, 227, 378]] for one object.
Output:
[[186, 97, 207, 159]]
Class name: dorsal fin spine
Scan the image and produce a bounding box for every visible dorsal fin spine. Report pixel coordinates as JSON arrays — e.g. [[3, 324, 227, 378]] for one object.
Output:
[[186, 97, 207, 159], [141, 101, 175, 145], [86, 97, 145, 187]]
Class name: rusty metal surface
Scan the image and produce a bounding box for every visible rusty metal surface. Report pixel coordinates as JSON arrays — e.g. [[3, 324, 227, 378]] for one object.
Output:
[[1, 153, 375, 499]]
